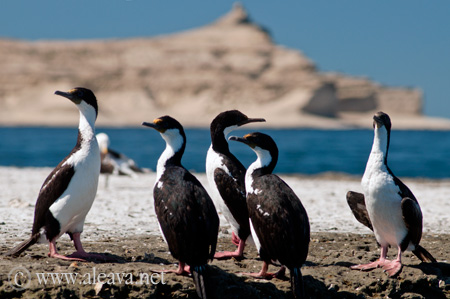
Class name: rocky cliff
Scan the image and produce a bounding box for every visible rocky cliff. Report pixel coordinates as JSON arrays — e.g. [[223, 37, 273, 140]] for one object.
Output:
[[0, 4, 447, 129]]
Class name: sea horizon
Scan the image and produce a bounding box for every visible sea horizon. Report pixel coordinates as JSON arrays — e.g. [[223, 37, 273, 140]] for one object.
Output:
[[2, 126, 450, 179]]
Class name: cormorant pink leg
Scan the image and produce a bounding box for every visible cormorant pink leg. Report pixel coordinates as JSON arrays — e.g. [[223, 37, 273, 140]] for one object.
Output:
[[48, 239, 86, 262], [351, 245, 391, 271], [214, 239, 246, 259], [382, 246, 403, 277], [155, 262, 190, 276], [231, 232, 240, 246], [67, 232, 112, 261], [242, 261, 286, 279]]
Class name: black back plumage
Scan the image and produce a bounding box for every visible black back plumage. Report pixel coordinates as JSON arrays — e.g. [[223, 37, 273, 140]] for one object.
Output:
[[144, 116, 219, 298], [248, 175, 310, 267], [346, 191, 373, 231], [32, 130, 87, 238], [209, 110, 265, 240], [143, 116, 219, 265], [154, 166, 219, 264], [231, 132, 310, 298], [213, 167, 249, 238], [32, 151, 76, 240], [242, 133, 308, 265]]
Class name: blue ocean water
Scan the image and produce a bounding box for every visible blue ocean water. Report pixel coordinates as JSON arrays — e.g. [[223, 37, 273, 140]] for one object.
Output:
[[1, 127, 450, 178]]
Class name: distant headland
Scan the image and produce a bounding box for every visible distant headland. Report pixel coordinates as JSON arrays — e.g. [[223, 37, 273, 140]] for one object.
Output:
[[1, 3, 450, 129]]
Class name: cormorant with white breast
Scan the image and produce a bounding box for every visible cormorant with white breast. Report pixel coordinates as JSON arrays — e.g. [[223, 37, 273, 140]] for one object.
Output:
[[5, 88, 102, 261], [206, 110, 265, 259], [96, 132, 147, 176], [348, 111, 436, 277], [142, 116, 219, 299], [229, 132, 310, 299]]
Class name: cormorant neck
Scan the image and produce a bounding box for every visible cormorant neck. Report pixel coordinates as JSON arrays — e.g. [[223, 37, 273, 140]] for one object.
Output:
[[211, 132, 230, 154], [247, 147, 277, 177], [211, 125, 238, 154], [77, 104, 97, 148], [370, 126, 390, 165], [157, 130, 185, 172]]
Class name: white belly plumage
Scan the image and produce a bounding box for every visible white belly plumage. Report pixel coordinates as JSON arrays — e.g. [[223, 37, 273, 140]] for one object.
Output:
[[363, 171, 408, 248], [49, 146, 100, 237], [249, 218, 261, 252]]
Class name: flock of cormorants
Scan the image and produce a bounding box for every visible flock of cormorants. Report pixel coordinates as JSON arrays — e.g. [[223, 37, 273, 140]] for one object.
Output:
[[5, 88, 436, 298]]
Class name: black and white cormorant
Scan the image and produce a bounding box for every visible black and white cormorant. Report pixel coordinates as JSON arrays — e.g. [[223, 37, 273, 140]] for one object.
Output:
[[230, 132, 310, 299], [96, 132, 147, 176], [347, 111, 436, 277], [142, 116, 219, 299], [5, 88, 102, 261], [206, 110, 265, 259]]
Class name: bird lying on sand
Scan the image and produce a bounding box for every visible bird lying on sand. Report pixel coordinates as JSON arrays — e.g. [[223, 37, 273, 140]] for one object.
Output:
[[96, 132, 148, 177]]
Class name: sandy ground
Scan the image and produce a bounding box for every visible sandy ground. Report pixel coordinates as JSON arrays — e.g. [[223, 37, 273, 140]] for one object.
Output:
[[1, 167, 449, 298]]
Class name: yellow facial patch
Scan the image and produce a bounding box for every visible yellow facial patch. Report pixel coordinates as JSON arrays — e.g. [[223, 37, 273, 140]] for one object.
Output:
[[244, 133, 252, 139], [153, 118, 163, 125], [68, 88, 77, 94]]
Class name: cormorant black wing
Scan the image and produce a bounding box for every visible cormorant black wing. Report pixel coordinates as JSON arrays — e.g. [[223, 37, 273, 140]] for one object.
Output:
[[346, 191, 373, 231]]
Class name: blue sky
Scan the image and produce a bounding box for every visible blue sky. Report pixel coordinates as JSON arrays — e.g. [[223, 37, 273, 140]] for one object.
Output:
[[1, 1, 449, 118]]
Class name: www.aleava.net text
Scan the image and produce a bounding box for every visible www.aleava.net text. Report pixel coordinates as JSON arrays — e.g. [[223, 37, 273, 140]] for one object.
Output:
[[35, 267, 167, 286]]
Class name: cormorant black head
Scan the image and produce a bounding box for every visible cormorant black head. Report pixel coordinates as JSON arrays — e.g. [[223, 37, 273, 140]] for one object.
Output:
[[142, 115, 185, 135], [211, 110, 265, 135], [55, 87, 98, 118], [373, 111, 391, 131], [142, 116, 187, 162], [229, 132, 278, 174], [210, 110, 265, 152], [372, 111, 392, 165]]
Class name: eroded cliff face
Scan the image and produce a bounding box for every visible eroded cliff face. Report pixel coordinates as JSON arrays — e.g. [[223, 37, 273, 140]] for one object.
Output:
[[0, 4, 424, 127], [325, 74, 422, 115]]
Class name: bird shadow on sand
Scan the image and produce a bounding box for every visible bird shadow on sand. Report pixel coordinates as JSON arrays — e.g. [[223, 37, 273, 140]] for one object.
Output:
[[203, 265, 363, 299], [21, 252, 126, 264], [124, 252, 172, 266], [82, 253, 127, 263], [1, 245, 171, 265], [319, 261, 356, 268], [410, 261, 450, 277], [206, 265, 290, 298]]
